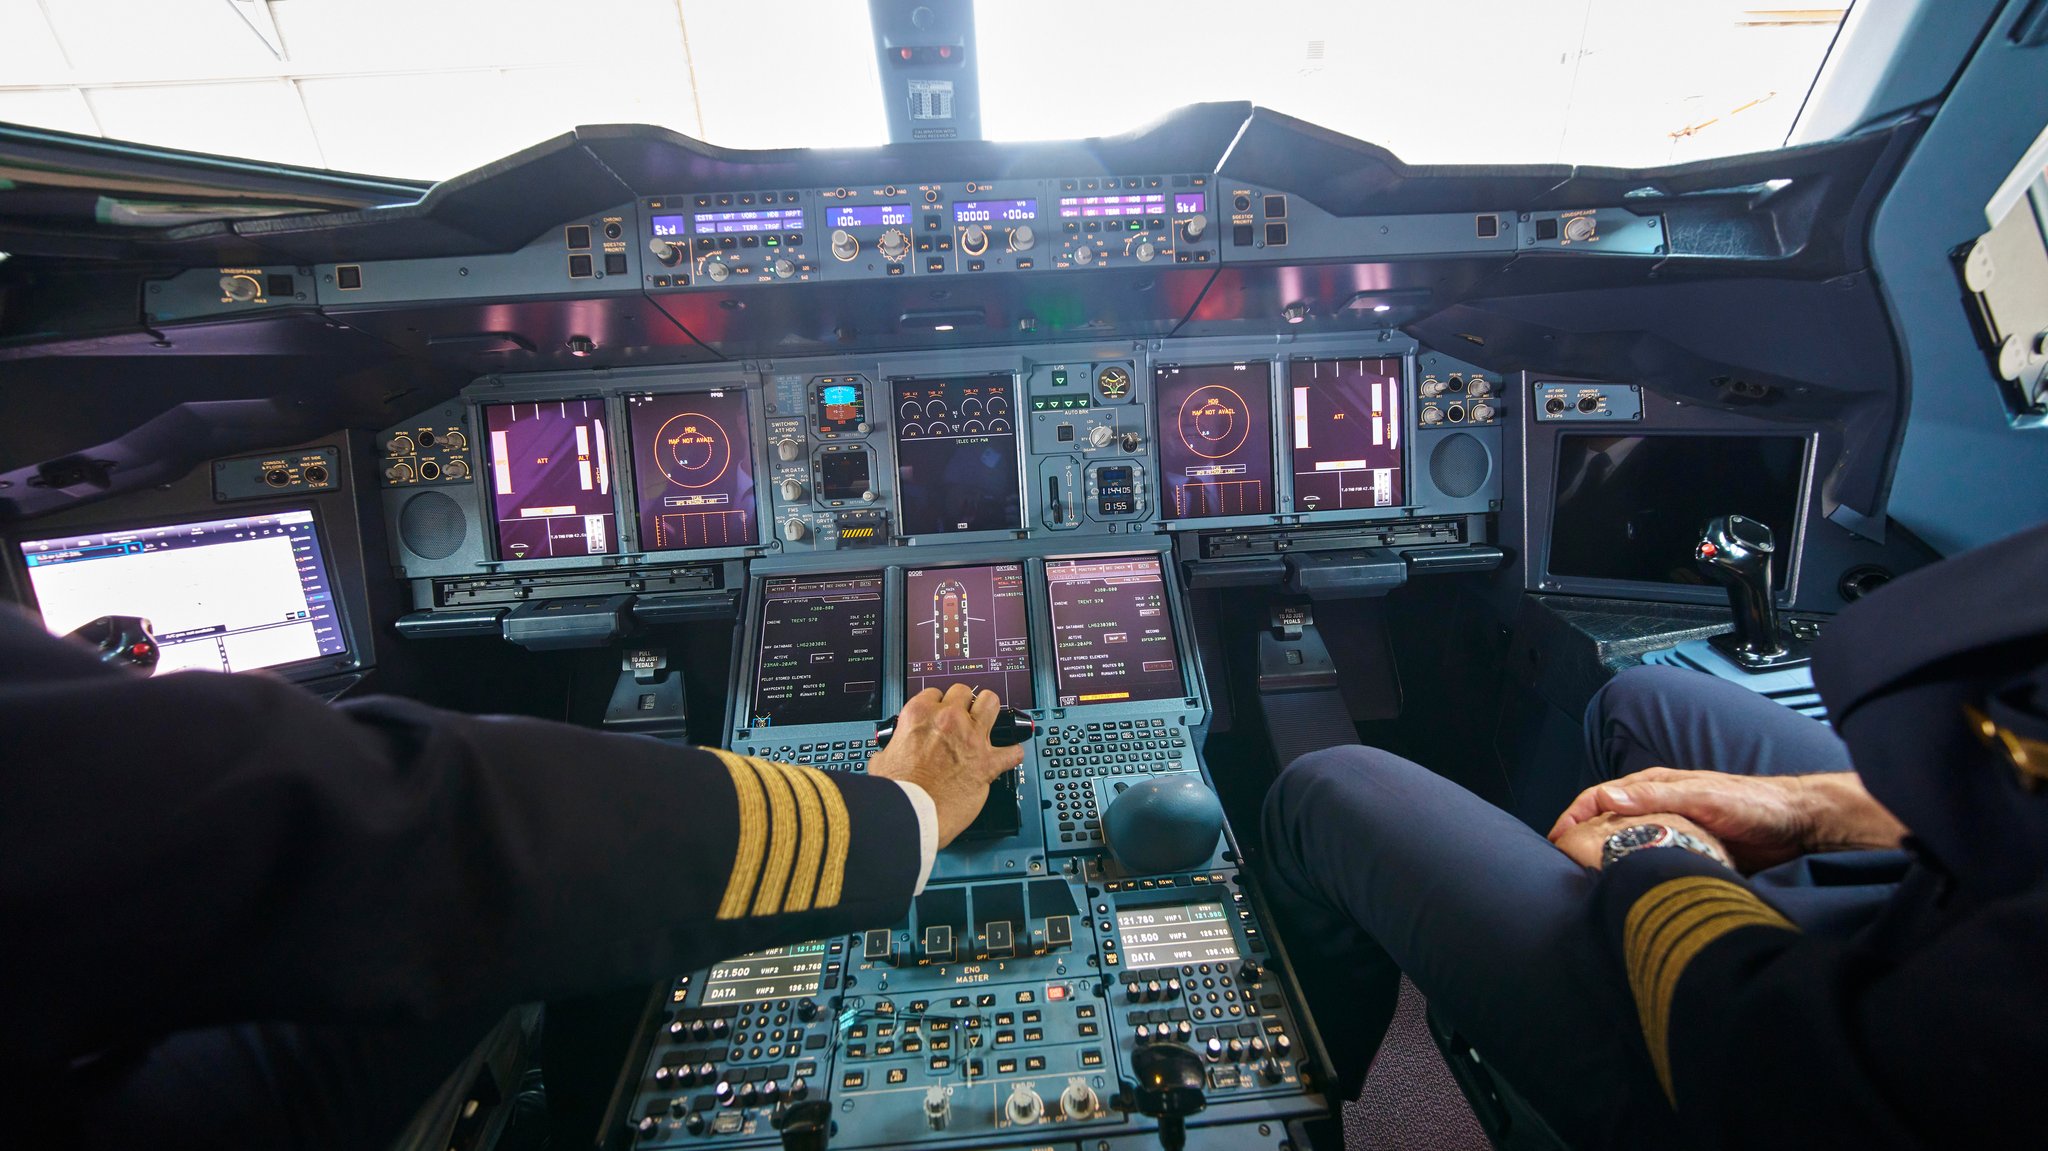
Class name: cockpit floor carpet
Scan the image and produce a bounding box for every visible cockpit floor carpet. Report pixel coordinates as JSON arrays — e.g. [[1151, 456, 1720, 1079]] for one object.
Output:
[[1342, 977, 1488, 1150]]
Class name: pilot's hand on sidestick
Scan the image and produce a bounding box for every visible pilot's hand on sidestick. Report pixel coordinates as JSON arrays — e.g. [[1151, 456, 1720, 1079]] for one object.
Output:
[[869, 685, 1025, 849]]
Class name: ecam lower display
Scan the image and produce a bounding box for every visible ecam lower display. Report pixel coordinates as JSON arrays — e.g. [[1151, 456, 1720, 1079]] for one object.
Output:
[[1045, 554, 1185, 706]]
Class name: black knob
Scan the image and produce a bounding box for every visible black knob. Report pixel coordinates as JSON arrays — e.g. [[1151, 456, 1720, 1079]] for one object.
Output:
[[777, 1100, 833, 1151], [1696, 514, 1785, 662], [715, 1080, 737, 1107], [685, 1112, 706, 1134], [710, 1018, 729, 1039], [1130, 1043, 1208, 1151], [1238, 962, 1261, 983], [796, 998, 818, 1022]]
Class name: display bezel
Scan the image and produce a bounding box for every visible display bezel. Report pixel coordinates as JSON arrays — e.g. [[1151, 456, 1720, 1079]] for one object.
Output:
[[1042, 552, 1187, 707], [1281, 355, 1413, 517], [1152, 361, 1282, 525], [12, 505, 358, 680], [888, 371, 1028, 544], [898, 560, 1038, 708], [624, 385, 764, 555], [747, 570, 887, 730], [1538, 430, 1814, 600], [478, 395, 623, 563]]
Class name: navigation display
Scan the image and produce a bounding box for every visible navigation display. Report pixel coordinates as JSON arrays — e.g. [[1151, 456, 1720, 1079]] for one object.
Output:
[[483, 399, 615, 559], [892, 374, 1022, 536], [700, 942, 827, 1006], [1288, 357, 1406, 511], [750, 574, 883, 728], [1156, 363, 1275, 519], [1115, 903, 1240, 968], [1044, 555, 1184, 706], [19, 509, 347, 675], [1551, 434, 1807, 589], [902, 563, 1034, 705], [627, 390, 758, 552]]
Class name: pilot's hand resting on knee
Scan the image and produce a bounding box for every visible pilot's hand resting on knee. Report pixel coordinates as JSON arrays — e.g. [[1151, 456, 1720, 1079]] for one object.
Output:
[[869, 685, 1025, 847], [1547, 766, 1908, 872]]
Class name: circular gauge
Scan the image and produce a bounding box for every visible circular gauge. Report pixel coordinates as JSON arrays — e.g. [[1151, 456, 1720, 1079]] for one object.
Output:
[[960, 397, 984, 418], [901, 400, 924, 420], [1177, 385, 1252, 459], [926, 421, 950, 436], [925, 399, 950, 419], [1096, 365, 1132, 401], [652, 412, 732, 489], [988, 417, 1011, 434], [987, 394, 1009, 415], [899, 423, 922, 438], [961, 419, 985, 435]]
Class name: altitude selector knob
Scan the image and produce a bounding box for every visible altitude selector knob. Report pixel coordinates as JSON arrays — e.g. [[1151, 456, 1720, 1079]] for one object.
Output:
[[830, 230, 859, 261], [961, 225, 989, 255], [877, 228, 911, 262]]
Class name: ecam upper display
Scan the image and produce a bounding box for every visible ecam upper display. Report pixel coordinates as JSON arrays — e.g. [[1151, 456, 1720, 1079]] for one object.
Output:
[[892, 374, 1022, 536]]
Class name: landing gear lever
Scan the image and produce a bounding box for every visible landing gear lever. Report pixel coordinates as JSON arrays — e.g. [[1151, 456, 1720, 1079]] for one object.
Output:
[[1696, 515, 1807, 670]]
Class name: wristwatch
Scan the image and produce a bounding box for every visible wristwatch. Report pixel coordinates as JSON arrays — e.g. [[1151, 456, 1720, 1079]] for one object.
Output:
[[1601, 822, 1730, 868]]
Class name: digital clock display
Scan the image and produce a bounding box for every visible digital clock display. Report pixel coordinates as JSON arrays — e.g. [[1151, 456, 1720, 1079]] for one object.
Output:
[[952, 199, 1037, 223], [826, 204, 911, 229]]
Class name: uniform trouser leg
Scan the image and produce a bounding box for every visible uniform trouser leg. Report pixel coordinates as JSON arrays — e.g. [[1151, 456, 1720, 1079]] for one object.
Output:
[[1583, 664, 1854, 783]]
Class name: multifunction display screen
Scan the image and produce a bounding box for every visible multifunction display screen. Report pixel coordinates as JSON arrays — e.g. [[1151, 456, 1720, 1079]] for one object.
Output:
[[826, 204, 910, 229], [19, 509, 347, 675], [892, 374, 1022, 536], [627, 390, 757, 552], [1056, 192, 1205, 218], [1156, 363, 1275, 519], [902, 563, 1034, 705], [1115, 903, 1240, 968], [1551, 434, 1807, 589], [1044, 555, 1184, 706], [750, 574, 884, 728], [1288, 358, 1406, 511], [700, 942, 827, 1006], [691, 207, 804, 236], [483, 399, 616, 559], [814, 375, 867, 433]]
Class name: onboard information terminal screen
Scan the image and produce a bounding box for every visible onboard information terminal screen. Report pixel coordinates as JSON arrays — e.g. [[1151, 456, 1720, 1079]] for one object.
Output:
[[483, 399, 616, 559], [1044, 554, 1185, 706], [749, 574, 884, 728], [627, 390, 758, 551], [1155, 363, 1275, 519], [19, 509, 347, 675], [902, 563, 1035, 705]]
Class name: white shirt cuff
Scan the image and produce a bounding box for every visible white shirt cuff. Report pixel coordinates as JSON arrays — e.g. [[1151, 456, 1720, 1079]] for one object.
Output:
[[891, 780, 940, 895]]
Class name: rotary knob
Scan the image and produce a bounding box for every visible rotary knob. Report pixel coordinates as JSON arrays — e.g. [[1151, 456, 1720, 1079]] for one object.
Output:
[[779, 477, 806, 502], [705, 260, 731, 283], [1420, 380, 1445, 398], [860, 489, 878, 503], [830, 230, 859, 261], [1421, 406, 1444, 426], [1469, 401, 1496, 422], [776, 437, 803, 462], [877, 228, 911, 262], [1120, 430, 1142, 452], [1466, 377, 1492, 397], [783, 517, 808, 542], [1087, 424, 1115, 449], [1181, 214, 1208, 240], [444, 458, 470, 481], [648, 237, 681, 266], [1005, 1085, 1044, 1125], [1059, 1081, 1099, 1120], [1135, 240, 1157, 262], [773, 257, 796, 279], [387, 434, 416, 456], [1008, 224, 1035, 251], [384, 462, 415, 483], [1073, 245, 1095, 266], [961, 224, 989, 255], [1563, 215, 1597, 243], [220, 274, 260, 302]]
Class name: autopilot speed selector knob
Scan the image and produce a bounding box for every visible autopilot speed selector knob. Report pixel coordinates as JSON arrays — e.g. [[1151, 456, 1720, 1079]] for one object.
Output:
[[1009, 224, 1034, 251], [961, 224, 989, 255], [877, 228, 911, 262], [830, 230, 859, 261], [648, 237, 681, 266]]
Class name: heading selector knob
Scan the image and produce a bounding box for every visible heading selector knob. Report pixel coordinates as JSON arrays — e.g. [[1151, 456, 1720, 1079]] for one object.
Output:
[[1008, 224, 1035, 251], [830, 230, 859, 261], [877, 228, 911, 262]]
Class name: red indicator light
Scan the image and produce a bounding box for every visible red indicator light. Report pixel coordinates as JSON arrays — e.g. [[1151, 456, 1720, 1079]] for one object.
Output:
[[899, 47, 912, 60], [938, 46, 952, 59], [131, 643, 151, 657], [1698, 542, 1718, 559]]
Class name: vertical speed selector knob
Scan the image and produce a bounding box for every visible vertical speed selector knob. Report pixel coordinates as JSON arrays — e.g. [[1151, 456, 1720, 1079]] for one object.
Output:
[[1008, 224, 1035, 251]]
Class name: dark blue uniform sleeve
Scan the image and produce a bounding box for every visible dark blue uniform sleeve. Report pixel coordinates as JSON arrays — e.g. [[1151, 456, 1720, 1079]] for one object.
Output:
[[1594, 849, 2048, 1149], [0, 609, 920, 1070]]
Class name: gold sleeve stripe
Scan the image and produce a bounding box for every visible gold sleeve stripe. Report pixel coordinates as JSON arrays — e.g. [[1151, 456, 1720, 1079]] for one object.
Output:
[[767, 761, 828, 914], [711, 749, 769, 920], [1622, 876, 1796, 1102], [748, 758, 801, 917], [810, 764, 852, 909]]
